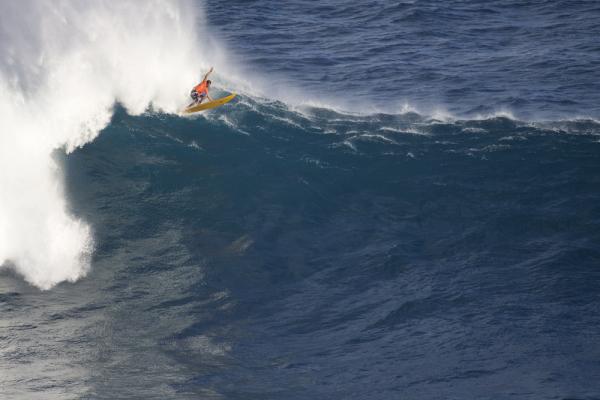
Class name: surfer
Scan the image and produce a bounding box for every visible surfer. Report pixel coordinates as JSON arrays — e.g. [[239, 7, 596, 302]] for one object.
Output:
[[188, 67, 214, 107]]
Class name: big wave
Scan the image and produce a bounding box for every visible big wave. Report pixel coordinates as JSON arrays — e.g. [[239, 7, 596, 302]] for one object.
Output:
[[2, 1, 598, 291]]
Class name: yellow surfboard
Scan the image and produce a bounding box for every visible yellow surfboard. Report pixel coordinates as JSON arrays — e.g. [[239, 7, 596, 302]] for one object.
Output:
[[183, 93, 237, 114]]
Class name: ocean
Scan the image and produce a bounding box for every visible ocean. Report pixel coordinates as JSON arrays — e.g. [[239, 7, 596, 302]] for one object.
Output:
[[1, 1, 599, 399]]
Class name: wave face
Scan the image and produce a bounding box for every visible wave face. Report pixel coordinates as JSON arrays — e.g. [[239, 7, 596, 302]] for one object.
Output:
[[3, 99, 600, 398], [1, 1, 600, 399]]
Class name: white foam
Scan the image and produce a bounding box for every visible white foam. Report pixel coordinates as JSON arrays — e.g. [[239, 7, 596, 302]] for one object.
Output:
[[469, 109, 517, 121], [0, 0, 209, 289], [358, 133, 399, 145]]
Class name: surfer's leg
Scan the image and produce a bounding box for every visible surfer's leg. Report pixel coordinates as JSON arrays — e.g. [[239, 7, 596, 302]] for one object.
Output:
[[188, 90, 199, 107]]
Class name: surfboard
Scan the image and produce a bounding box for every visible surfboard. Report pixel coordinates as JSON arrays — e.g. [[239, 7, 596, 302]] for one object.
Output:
[[183, 93, 237, 114]]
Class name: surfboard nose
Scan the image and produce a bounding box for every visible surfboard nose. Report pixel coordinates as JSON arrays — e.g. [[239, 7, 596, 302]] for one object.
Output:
[[183, 93, 237, 114]]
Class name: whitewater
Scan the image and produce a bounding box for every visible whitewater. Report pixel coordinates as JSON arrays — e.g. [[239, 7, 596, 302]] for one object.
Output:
[[0, 1, 208, 288]]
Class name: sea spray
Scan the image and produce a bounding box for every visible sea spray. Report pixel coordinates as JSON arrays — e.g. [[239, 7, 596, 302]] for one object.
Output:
[[0, 0, 204, 289]]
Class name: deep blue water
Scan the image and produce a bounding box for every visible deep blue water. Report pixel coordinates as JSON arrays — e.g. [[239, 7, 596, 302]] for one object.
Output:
[[2, 1, 600, 399]]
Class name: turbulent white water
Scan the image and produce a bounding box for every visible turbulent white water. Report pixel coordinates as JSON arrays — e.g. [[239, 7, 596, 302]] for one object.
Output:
[[0, 0, 209, 289]]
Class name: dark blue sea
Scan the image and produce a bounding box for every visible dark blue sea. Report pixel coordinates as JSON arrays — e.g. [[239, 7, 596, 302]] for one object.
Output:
[[1, 1, 600, 399]]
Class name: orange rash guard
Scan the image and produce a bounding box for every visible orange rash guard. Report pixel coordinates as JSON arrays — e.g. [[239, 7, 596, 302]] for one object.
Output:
[[194, 81, 208, 95]]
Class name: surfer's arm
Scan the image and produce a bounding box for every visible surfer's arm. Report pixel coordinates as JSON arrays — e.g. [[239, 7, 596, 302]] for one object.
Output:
[[207, 93, 214, 101], [202, 67, 214, 82]]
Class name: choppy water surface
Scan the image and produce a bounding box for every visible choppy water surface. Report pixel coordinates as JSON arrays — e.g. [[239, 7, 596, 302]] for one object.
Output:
[[209, 0, 600, 119]]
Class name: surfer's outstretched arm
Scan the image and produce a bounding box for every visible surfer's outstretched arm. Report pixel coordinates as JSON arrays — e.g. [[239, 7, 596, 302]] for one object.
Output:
[[202, 67, 214, 82]]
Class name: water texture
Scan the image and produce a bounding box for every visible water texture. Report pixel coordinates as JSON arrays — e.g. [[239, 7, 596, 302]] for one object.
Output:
[[1, 1, 599, 399]]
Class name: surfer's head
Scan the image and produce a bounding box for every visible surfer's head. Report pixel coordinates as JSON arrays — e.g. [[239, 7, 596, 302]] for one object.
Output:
[[206, 80, 212, 86]]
